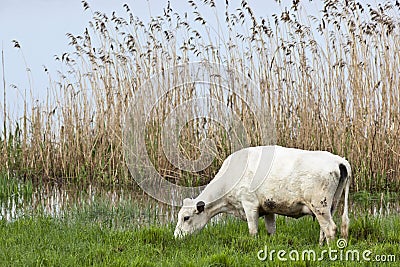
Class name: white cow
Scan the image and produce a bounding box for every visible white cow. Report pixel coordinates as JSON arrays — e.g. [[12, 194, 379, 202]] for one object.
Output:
[[174, 145, 351, 245]]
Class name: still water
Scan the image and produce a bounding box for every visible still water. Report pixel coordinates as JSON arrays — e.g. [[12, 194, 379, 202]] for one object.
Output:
[[1, 183, 399, 223], [0, 183, 179, 224]]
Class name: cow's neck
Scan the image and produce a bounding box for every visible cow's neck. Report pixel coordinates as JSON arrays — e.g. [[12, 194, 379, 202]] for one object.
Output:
[[196, 190, 230, 218]]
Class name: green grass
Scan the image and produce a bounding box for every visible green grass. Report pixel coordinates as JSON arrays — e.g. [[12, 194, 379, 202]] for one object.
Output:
[[0, 176, 398, 265], [0, 213, 398, 266]]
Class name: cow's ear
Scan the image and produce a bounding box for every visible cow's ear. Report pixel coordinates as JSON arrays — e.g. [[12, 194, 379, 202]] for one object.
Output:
[[196, 201, 205, 213]]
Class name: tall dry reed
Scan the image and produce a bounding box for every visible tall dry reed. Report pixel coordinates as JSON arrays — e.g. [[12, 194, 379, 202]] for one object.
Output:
[[0, 0, 399, 192]]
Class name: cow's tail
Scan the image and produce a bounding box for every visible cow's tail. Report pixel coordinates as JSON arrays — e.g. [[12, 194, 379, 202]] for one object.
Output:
[[330, 161, 351, 239], [340, 165, 350, 239]]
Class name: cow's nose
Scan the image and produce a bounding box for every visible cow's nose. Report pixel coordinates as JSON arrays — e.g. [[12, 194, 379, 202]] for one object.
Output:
[[174, 227, 187, 239], [174, 229, 182, 239]]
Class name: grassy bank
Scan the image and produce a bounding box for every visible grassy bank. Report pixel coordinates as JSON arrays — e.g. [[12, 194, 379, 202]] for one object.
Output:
[[0, 214, 398, 266]]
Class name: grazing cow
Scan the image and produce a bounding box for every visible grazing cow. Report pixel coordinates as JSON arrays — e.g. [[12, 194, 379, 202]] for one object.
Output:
[[174, 145, 351, 245]]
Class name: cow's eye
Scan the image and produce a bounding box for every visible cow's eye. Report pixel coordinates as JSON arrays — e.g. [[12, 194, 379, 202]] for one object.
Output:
[[183, 216, 190, 221]]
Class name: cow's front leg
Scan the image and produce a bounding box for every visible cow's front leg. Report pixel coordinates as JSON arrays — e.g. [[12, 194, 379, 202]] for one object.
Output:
[[264, 213, 276, 235], [242, 200, 259, 236]]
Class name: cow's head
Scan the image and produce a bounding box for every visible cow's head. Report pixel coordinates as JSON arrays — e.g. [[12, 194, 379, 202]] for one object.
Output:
[[174, 198, 208, 238]]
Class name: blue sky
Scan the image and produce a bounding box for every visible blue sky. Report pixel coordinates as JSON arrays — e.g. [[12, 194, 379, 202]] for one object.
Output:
[[1, 0, 152, 117], [0, 0, 327, 120]]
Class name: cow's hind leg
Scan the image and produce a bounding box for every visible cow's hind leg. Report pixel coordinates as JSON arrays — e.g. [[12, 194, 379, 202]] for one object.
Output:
[[264, 213, 276, 235], [319, 229, 326, 245], [308, 202, 336, 245], [315, 212, 337, 245]]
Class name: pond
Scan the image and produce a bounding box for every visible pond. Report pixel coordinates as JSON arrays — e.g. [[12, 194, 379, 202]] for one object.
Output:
[[1, 179, 399, 224], [0, 182, 180, 226]]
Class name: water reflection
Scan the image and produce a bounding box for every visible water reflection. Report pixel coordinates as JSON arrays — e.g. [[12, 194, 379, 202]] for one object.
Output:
[[1, 183, 399, 223], [0, 183, 180, 224], [351, 193, 400, 217]]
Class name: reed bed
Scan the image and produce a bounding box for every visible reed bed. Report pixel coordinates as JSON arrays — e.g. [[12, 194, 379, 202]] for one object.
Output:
[[0, 0, 399, 192]]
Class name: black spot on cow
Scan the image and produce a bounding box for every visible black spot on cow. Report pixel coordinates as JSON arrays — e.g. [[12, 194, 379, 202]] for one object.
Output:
[[320, 197, 328, 207], [264, 199, 277, 210], [315, 208, 325, 216]]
